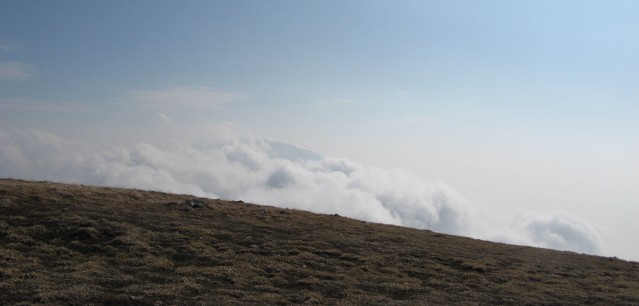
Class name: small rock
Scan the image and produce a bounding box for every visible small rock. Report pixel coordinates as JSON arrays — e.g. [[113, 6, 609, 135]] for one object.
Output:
[[184, 198, 206, 208]]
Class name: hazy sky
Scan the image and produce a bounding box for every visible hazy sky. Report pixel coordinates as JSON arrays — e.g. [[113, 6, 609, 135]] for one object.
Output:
[[1, 1, 638, 260]]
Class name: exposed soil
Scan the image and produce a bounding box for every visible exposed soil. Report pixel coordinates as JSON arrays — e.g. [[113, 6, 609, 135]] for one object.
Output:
[[1, 179, 638, 305]]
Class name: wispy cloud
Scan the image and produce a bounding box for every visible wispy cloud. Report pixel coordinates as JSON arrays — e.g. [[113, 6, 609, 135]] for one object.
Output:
[[0, 97, 86, 113], [156, 112, 172, 124], [371, 113, 438, 127], [0, 42, 21, 52], [0, 62, 33, 80], [129, 86, 246, 112], [309, 98, 359, 109]]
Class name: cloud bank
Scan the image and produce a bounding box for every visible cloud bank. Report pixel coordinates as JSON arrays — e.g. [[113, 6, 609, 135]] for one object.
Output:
[[484, 211, 603, 254], [0, 126, 603, 255]]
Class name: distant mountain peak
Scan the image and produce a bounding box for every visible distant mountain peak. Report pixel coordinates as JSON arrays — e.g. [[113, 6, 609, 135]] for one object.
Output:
[[265, 140, 323, 161]]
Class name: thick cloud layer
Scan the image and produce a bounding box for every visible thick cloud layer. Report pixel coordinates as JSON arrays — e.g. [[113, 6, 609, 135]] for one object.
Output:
[[483, 211, 603, 254], [0, 127, 604, 255]]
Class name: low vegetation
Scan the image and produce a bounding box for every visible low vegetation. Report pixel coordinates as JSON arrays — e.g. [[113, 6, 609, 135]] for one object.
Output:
[[0, 179, 637, 305]]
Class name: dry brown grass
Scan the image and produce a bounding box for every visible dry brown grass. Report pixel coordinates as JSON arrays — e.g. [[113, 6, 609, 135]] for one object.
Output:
[[0, 178, 638, 305]]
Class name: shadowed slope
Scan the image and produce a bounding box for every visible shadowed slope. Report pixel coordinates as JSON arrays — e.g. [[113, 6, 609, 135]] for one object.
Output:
[[0, 179, 637, 305]]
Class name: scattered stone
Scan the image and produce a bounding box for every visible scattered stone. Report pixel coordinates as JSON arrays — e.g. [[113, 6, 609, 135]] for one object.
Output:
[[184, 198, 206, 208], [259, 208, 270, 214]]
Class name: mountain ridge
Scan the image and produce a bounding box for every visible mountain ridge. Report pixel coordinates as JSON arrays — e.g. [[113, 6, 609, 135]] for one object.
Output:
[[1, 178, 637, 305]]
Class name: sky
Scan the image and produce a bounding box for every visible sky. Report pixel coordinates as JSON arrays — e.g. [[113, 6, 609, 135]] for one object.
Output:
[[1, 1, 638, 260]]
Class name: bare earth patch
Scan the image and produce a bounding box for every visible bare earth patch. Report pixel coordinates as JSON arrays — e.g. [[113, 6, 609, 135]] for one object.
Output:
[[0, 179, 637, 305]]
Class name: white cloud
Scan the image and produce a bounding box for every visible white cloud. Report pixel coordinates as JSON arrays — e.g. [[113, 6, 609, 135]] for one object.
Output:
[[129, 86, 245, 112], [0, 62, 32, 80], [484, 211, 603, 254], [0, 125, 605, 255]]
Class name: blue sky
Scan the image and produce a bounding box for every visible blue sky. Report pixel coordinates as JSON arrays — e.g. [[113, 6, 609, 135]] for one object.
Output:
[[1, 1, 638, 259]]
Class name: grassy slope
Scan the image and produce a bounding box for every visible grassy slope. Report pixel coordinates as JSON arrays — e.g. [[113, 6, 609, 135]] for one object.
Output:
[[0, 179, 638, 305]]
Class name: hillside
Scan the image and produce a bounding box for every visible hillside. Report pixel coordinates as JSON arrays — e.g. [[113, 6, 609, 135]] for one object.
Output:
[[1, 179, 638, 305]]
